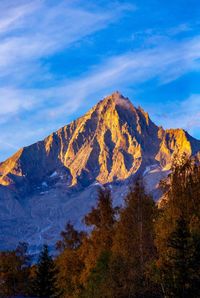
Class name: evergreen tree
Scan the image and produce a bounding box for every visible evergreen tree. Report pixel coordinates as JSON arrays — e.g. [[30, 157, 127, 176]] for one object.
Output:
[[190, 231, 200, 296], [158, 215, 200, 298], [33, 244, 59, 298], [155, 156, 200, 297], [164, 216, 193, 297]]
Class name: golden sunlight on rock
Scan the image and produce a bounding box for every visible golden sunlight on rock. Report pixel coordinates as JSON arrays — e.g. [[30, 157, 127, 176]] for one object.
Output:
[[0, 93, 199, 191]]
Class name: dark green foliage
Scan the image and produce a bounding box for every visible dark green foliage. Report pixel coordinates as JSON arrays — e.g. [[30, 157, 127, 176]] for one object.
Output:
[[156, 155, 200, 298], [81, 251, 111, 298], [161, 216, 200, 298], [165, 216, 193, 297], [32, 244, 60, 298], [190, 233, 200, 295]]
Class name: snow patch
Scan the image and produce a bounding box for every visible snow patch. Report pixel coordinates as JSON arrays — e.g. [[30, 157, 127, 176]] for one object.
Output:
[[92, 181, 102, 186], [143, 164, 159, 177], [50, 171, 58, 178], [42, 182, 48, 187], [40, 190, 49, 195]]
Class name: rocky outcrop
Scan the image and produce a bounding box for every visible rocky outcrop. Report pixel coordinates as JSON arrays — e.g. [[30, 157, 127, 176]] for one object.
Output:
[[0, 92, 199, 251]]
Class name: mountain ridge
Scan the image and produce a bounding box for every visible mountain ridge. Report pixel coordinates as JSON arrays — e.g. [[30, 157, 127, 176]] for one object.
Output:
[[1, 91, 199, 190], [0, 92, 200, 251]]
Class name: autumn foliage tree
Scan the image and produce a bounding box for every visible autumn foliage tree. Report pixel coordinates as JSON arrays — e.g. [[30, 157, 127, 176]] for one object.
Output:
[[56, 222, 85, 298], [80, 187, 116, 286], [0, 242, 31, 297], [109, 180, 160, 297], [1, 155, 200, 298]]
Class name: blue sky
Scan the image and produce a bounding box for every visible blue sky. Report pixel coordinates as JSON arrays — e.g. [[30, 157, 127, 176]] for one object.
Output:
[[0, 0, 200, 160]]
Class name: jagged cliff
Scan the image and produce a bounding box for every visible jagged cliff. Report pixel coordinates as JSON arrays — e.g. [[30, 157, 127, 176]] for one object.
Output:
[[0, 92, 199, 251]]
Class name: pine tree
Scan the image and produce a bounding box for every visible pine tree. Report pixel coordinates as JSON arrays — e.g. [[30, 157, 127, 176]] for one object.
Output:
[[164, 216, 193, 297], [190, 231, 200, 296], [155, 155, 200, 298], [158, 215, 200, 298], [33, 244, 60, 298]]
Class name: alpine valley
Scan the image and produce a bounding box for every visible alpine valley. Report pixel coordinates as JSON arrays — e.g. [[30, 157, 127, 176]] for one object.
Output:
[[1, 92, 200, 252]]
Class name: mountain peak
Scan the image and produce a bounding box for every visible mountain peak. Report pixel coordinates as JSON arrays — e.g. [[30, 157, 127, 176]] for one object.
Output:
[[0, 92, 200, 252], [1, 92, 199, 190], [106, 91, 130, 102], [96, 91, 133, 113], [110, 90, 126, 99]]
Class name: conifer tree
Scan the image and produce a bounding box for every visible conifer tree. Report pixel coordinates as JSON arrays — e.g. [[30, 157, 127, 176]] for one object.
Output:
[[158, 215, 200, 298], [164, 216, 193, 297], [190, 231, 200, 296], [155, 155, 200, 297], [33, 244, 59, 298]]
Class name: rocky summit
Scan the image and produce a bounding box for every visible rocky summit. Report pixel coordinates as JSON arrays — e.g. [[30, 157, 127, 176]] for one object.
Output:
[[0, 92, 200, 252]]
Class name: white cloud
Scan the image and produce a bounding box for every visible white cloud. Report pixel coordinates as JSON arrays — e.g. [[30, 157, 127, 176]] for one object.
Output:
[[168, 23, 191, 36], [1, 35, 200, 129], [148, 94, 200, 138], [0, 0, 133, 82], [0, 1, 199, 160], [172, 94, 200, 134], [0, 88, 34, 117], [38, 35, 200, 119], [0, 1, 40, 34]]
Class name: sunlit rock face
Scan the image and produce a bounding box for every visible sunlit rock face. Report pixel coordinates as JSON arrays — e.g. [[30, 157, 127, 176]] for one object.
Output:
[[0, 92, 200, 252]]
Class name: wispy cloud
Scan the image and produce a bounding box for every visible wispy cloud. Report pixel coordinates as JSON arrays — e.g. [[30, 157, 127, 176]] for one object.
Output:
[[0, 87, 34, 117], [0, 0, 132, 84], [0, 1, 40, 33], [1, 35, 200, 136], [152, 94, 200, 135], [168, 23, 192, 36], [32, 34, 200, 118], [0, 0, 137, 159], [0, 0, 199, 160]]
